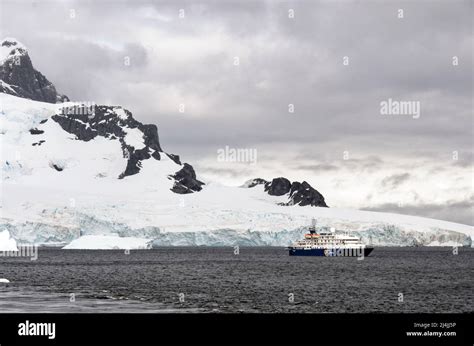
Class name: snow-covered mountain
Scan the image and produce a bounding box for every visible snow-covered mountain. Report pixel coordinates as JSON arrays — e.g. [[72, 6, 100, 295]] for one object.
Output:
[[0, 38, 472, 249], [0, 38, 68, 103], [0, 92, 203, 193]]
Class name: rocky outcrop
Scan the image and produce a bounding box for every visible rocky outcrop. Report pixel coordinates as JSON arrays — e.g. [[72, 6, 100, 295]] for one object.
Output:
[[166, 153, 181, 165], [244, 177, 328, 207], [52, 105, 163, 179], [50, 104, 204, 193], [52, 105, 163, 176], [0, 38, 68, 103], [265, 177, 292, 196], [29, 128, 44, 135], [287, 181, 327, 207], [169, 163, 204, 194]]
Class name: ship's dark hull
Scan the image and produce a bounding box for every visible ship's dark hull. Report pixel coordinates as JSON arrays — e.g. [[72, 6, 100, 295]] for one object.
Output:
[[289, 247, 374, 257]]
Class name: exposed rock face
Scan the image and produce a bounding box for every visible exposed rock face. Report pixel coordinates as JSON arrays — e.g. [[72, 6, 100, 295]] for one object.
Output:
[[288, 181, 327, 207], [244, 177, 328, 207], [50, 104, 204, 193], [265, 177, 292, 196], [169, 163, 204, 194], [51, 107, 138, 168], [166, 153, 181, 165], [29, 128, 44, 135], [52, 105, 165, 179], [0, 80, 18, 96], [0, 38, 68, 103]]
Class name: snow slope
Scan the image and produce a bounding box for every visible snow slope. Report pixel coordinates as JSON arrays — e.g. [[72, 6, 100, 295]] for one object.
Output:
[[0, 37, 26, 64], [1, 94, 473, 248], [0, 94, 182, 192]]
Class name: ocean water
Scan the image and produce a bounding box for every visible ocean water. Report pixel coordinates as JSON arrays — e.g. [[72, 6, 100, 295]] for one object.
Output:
[[0, 247, 472, 313]]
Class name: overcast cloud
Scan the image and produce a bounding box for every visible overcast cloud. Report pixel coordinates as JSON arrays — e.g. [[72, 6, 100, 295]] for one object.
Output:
[[0, 0, 472, 224]]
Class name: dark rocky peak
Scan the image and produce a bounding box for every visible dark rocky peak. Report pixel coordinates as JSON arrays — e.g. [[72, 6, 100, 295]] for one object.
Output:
[[287, 180, 327, 207], [0, 38, 68, 103], [265, 177, 292, 196], [244, 177, 328, 207]]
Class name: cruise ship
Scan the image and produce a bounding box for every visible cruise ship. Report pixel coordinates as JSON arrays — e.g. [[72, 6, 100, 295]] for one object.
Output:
[[288, 220, 374, 257]]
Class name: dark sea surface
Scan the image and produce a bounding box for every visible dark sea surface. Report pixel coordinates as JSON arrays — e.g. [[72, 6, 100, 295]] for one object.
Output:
[[0, 247, 472, 313]]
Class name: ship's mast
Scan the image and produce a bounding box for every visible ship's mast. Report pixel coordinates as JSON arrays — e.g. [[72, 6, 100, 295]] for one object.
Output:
[[309, 218, 317, 234]]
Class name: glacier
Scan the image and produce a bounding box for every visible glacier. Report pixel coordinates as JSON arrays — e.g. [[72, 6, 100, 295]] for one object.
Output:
[[1, 203, 472, 248]]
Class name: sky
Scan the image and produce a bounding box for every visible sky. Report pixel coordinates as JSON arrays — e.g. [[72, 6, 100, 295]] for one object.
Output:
[[0, 0, 472, 225]]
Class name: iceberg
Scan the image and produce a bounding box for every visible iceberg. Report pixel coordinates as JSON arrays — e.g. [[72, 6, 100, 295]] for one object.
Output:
[[62, 235, 153, 250], [0, 230, 18, 251]]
